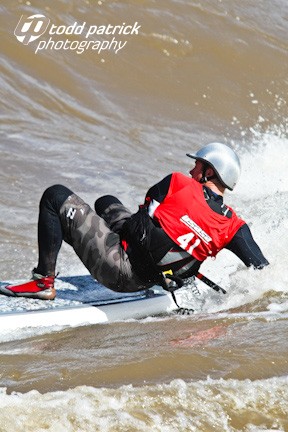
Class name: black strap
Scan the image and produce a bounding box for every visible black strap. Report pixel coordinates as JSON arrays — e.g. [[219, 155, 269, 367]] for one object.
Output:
[[199, 164, 218, 185], [160, 274, 196, 314]]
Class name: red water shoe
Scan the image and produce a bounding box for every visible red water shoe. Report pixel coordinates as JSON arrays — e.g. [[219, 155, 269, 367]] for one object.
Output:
[[0, 273, 56, 300]]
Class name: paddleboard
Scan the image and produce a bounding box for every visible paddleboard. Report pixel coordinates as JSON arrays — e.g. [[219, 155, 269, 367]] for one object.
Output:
[[0, 275, 177, 332]]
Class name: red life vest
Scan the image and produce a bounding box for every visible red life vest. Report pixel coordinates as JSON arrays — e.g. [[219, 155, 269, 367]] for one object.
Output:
[[152, 173, 245, 262]]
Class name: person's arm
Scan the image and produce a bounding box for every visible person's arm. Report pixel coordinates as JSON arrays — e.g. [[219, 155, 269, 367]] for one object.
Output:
[[145, 174, 172, 203], [225, 224, 269, 269]]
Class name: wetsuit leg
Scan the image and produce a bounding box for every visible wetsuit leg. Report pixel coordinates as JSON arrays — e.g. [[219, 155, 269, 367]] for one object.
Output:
[[36, 185, 146, 292], [36, 184, 71, 276]]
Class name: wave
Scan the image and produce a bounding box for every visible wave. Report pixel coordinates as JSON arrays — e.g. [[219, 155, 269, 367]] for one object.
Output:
[[0, 376, 287, 431]]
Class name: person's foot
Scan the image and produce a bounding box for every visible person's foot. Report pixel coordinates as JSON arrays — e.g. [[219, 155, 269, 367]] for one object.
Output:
[[0, 272, 56, 300]]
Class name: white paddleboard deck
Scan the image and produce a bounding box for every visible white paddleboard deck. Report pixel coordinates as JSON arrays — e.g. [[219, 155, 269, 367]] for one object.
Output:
[[0, 275, 177, 332]]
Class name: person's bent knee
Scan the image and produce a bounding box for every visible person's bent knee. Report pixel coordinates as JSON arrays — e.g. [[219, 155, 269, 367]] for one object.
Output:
[[94, 195, 122, 217], [40, 184, 74, 213]]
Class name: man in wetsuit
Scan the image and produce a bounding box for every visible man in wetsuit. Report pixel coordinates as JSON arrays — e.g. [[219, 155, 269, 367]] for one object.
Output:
[[0, 142, 269, 300]]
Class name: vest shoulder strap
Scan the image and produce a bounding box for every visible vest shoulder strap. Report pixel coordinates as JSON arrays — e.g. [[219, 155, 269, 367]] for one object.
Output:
[[203, 187, 232, 218]]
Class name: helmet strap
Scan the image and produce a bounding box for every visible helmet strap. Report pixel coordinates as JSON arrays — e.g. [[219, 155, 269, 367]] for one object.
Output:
[[199, 163, 218, 184], [199, 163, 207, 183], [199, 164, 216, 184]]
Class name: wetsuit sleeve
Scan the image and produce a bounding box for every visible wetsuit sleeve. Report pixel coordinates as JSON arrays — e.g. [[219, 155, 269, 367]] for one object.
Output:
[[143, 174, 175, 261], [145, 174, 172, 203], [225, 224, 269, 269]]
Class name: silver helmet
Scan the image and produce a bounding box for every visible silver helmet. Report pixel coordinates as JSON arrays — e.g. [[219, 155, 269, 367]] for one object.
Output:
[[186, 142, 241, 190]]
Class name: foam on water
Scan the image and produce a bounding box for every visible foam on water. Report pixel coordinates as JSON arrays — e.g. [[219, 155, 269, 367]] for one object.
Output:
[[0, 376, 287, 432]]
